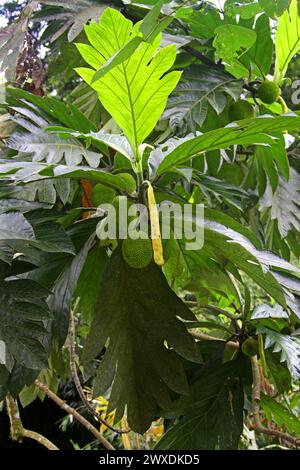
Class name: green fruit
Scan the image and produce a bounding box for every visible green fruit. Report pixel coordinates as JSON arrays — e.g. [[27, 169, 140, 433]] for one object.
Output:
[[91, 183, 115, 207], [122, 236, 153, 269], [229, 99, 255, 121], [257, 80, 280, 104], [242, 337, 258, 357]]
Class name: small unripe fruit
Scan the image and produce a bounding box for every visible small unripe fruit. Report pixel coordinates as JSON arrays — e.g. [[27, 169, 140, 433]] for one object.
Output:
[[257, 80, 280, 104], [122, 236, 153, 269], [91, 183, 115, 206], [229, 99, 255, 121], [242, 337, 258, 357]]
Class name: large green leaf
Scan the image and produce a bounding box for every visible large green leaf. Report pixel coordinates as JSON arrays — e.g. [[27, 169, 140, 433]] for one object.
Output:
[[0, 161, 136, 194], [259, 326, 300, 379], [10, 178, 73, 206], [155, 361, 244, 450], [265, 350, 292, 392], [261, 394, 300, 435], [47, 128, 135, 162], [225, 0, 263, 19], [74, 244, 108, 323], [192, 171, 250, 210], [154, 115, 300, 175], [163, 236, 240, 301], [35, 0, 106, 43], [48, 234, 96, 346], [247, 134, 289, 195], [76, 8, 181, 155], [170, 208, 298, 308], [258, 0, 292, 17], [70, 82, 101, 124], [274, 0, 300, 81], [6, 86, 97, 133], [260, 168, 300, 238], [240, 14, 273, 77], [0, 211, 75, 261], [0, 212, 34, 242], [251, 304, 289, 319], [90, 1, 174, 81], [82, 248, 202, 433], [0, 363, 40, 400], [176, 6, 223, 40], [163, 65, 242, 134], [8, 130, 100, 168], [213, 24, 257, 78], [0, 279, 51, 370], [0, 199, 49, 215]]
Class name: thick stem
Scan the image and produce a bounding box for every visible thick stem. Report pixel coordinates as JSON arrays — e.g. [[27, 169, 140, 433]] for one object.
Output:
[[183, 46, 216, 67], [34, 379, 115, 451], [278, 96, 289, 114], [69, 310, 129, 434], [186, 302, 242, 321], [189, 329, 239, 349], [250, 356, 300, 447], [6, 394, 59, 450], [135, 157, 144, 200], [22, 430, 59, 450]]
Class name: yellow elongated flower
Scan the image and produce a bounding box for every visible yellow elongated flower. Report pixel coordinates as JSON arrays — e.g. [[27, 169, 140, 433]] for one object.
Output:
[[94, 396, 116, 434], [147, 183, 164, 267]]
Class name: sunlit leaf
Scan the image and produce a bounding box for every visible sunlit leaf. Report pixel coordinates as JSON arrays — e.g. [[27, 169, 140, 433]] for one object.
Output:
[[76, 8, 181, 155]]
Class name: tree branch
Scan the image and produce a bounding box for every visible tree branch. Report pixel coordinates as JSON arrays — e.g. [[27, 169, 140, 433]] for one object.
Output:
[[68, 309, 129, 434], [189, 329, 239, 349], [185, 301, 242, 321], [250, 356, 300, 447], [199, 303, 242, 320], [34, 380, 115, 451], [6, 394, 59, 450], [183, 46, 216, 67]]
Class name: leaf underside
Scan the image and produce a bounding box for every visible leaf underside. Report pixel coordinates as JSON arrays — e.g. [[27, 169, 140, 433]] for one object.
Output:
[[82, 248, 202, 434]]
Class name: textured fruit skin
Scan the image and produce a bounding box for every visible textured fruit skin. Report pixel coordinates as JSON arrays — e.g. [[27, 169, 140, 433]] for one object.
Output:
[[122, 237, 153, 269], [229, 99, 255, 121], [257, 80, 280, 104], [242, 337, 258, 357]]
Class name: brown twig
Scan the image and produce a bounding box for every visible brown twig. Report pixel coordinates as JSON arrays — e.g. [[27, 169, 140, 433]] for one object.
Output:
[[34, 379, 115, 450], [6, 394, 59, 450], [250, 356, 300, 447], [183, 46, 216, 67], [68, 309, 129, 434], [189, 329, 239, 349], [186, 301, 242, 321]]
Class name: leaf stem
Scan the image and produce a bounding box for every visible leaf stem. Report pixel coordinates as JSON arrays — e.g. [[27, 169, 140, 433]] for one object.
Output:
[[34, 380, 115, 450], [186, 302, 242, 321], [250, 356, 300, 447], [134, 154, 144, 198], [183, 46, 216, 67], [6, 394, 59, 450], [69, 309, 129, 434], [278, 96, 289, 113], [189, 329, 239, 349]]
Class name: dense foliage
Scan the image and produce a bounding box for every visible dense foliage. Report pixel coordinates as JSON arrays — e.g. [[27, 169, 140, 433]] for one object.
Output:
[[1, 0, 300, 451]]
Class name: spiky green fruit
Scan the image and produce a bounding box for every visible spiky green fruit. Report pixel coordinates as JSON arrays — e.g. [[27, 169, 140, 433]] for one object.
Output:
[[257, 80, 280, 104], [122, 237, 153, 269], [229, 99, 255, 121], [242, 337, 258, 357]]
